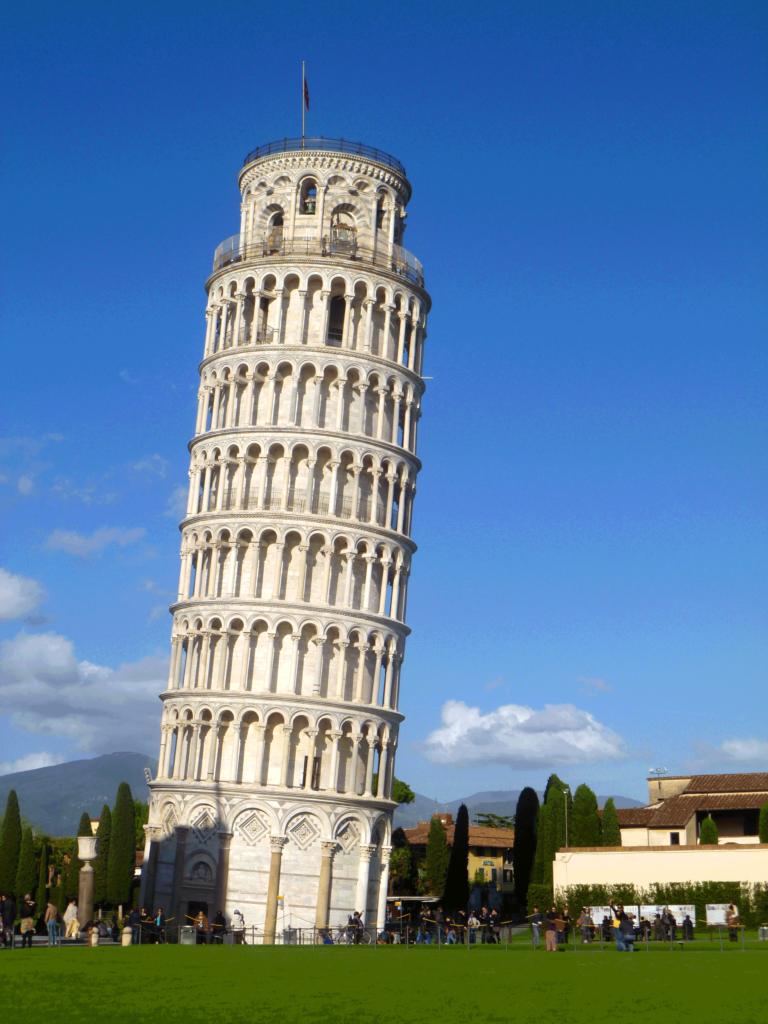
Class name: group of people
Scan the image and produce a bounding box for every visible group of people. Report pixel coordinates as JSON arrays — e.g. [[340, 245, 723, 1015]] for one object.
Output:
[[531, 902, 701, 950], [187, 909, 235, 944], [0, 894, 124, 947], [379, 904, 502, 945], [1, 893, 38, 948]]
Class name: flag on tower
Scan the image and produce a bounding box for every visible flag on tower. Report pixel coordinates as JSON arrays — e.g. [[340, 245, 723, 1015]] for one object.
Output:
[[303, 74, 310, 111]]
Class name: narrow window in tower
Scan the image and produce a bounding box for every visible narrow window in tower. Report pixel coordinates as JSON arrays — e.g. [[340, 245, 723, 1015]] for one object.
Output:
[[311, 757, 321, 790], [300, 178, 317, 215], [266, 213, 283, 253], [327, 296, 345, 346]]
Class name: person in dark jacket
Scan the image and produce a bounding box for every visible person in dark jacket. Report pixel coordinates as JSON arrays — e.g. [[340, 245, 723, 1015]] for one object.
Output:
[[128, 907, 142, 944], [530, 906, 543, 945], [1, 894, 16, 947], [682, 914, 694, 941], [211, 911, 227, 943], [619, 914, 636, 952], [609, 903, 628, 950]]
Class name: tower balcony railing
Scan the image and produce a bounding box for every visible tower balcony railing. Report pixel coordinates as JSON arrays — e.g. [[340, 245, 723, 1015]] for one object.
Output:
[[243, 137, 406, 178], [206, 487, 397, 529], [213, 233, 424, 288]]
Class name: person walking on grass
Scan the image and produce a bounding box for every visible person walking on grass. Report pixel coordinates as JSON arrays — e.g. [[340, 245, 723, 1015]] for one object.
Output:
[[44, 902, 59, 946], [19, 894, 36, 948], [609, 902, 628, 950], [64, 900, 79, 938]]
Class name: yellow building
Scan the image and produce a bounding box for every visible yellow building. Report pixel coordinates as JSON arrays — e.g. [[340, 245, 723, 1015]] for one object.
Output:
[[403, 813, 515, 894]]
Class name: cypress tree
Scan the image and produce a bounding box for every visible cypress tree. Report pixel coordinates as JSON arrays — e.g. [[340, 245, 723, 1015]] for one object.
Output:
[[134, 800, 149, 850], [513, 787, 539, 908], [699, 818, 718, 845], [93, 804, 112, 907], [15, 827, 37, 900], [425, 817, 449, 895], [107, 782, 136, 907], [531, 778, 571, 884], [443, 803, 470, 913], [759, 803, 768, 844], [601, 798, 621, 846], [35, 841, 49, 909], [0, 790, 22, 895], [570, 784, 601, 847]]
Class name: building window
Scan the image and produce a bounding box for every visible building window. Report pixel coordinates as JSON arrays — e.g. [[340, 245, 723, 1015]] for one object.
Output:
[[670, 832, 680, 845]]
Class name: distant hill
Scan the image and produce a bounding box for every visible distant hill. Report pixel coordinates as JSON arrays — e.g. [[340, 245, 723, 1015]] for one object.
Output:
[[393, 788, 643, 830], [0, 752, 158, 837]]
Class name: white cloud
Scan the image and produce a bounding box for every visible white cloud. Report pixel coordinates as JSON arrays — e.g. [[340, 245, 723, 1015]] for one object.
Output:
[[46, 526, 146, 557], [17, 475, 35, 495], [719, 738, 768, 761], [0, 752, 67, 776], [0, 568, 47, 621], [577, 676, 613, 693], [119, 370, 141, 385], [130, 455, 171, 479], [165, 485, 188, 518], [0, 630, 167, 755], [687, 738, 768, 768], [420, 699, 628, 769]]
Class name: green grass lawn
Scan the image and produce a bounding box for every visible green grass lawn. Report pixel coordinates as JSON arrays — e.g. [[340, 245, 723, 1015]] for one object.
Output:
[[2, 944, 766, 1023]]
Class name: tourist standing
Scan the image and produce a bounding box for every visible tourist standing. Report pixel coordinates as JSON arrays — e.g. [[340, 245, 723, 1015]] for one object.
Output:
[[128, 906, 142, 944], [726, 904, 739, 942], [682, 914, 694, 941], [577, 907, 593, 943], [544, 911, 558, 952], [192, 909, 208, 944], [63, 900, 79, 938], [211, 910, 227, 943], [44, 902, 59, 946], [232, 909, 245, 944], [19, 894, 36, 948], [530, 906, 543, 945]]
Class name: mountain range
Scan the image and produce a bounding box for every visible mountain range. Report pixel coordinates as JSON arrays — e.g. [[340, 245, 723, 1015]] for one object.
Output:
[[0, 754, 643, 837]]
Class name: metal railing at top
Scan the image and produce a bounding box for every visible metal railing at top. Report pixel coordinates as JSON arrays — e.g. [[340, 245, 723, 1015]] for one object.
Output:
[[212, 234, 424, 288], [243, 137, 406, 177]]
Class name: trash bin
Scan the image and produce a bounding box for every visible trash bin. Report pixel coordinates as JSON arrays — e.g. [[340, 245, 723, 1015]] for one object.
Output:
[[758, 926, 768, 941], [179, 926, 196, 946], [121, 926, 133, 947]]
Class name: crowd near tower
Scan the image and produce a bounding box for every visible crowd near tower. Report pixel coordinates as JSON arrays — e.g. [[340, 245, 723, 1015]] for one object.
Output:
[[141, 137, 430, 940]]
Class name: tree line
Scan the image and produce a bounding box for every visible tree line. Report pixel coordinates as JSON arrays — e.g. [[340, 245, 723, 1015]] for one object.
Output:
[[0, 782, 147, 912]]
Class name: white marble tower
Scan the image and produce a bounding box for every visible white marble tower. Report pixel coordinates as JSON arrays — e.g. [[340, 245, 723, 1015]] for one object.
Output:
[[141, 138, 429, 940]]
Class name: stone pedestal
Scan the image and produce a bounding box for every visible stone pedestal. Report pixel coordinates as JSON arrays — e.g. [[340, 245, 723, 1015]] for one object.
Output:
[[77, 835, 99, 928]]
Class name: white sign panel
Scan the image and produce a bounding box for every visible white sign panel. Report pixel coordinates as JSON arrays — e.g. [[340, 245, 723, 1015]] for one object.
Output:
[[706, 904, 738, 926], [587, 906, 639, 925], [640, 904, 696, 926]]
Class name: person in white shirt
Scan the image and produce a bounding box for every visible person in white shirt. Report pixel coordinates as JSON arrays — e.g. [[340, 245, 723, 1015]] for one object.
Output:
[[232, 909, 245, 944], [63, 900, 79, 938]]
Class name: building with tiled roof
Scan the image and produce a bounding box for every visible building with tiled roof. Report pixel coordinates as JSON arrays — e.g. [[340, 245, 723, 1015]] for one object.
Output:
[[617, 772, 768, 847], [402, 813, 515, 897], [552, 771, 768, 891]]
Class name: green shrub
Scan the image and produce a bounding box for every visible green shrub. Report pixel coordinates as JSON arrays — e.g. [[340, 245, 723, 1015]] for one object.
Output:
[[600, 798, 621, 847], [15, 827, 37, 900], [698, 818, 718, 844], [0, 790, 22, 895], [759, 803, 768, 844], [107, 782, 136, 907]]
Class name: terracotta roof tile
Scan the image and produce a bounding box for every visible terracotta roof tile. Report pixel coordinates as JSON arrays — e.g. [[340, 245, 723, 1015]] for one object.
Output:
[[681, 773, 768, 794], [403, 823, 514, 849], [618, 792, 768, 829]]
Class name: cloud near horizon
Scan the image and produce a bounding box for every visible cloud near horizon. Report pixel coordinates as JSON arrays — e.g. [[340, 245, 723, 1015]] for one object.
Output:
[[420, 699, 628, 769], [0, 629, 167, 755], [0, 751, 67, 776]]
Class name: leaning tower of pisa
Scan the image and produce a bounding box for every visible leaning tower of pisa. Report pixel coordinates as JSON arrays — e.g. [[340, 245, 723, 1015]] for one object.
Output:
[[141, 138, 429, 941]]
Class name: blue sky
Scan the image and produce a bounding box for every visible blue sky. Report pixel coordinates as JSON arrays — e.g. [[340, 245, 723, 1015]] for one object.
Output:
[[1, 0, 765, 802]]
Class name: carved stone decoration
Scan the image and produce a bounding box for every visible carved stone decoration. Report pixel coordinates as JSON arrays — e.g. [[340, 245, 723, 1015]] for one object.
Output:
[[287, 814, 320, 851], [335, 820, 361, 853], [191, 809, 217, 843], [235, 809, 270, 846], [190, 861, 213, 882]]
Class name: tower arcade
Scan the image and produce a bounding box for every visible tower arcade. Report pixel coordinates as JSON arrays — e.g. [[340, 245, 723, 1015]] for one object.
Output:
[[142, 137, 430, 939]]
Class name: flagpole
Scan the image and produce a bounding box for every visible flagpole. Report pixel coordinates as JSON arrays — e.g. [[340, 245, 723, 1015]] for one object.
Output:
[[302, 61, 305, 145]]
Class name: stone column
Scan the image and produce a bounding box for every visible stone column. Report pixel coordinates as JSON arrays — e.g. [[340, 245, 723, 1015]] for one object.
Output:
[[371, 647, 384, 705], [396, 313, 408, 364], [262, 632, 277, 692], [279, 725, 292, 787], [382, 304, 394, 360], [350, 732, 363, 794], [142, 826, 164, 913], [326, 731, 342, 792], [252, 724, 267, 784], [363, 298, 375, 351], [263, 836, 288, 945], [212, 832, 233, 915], [187, 720, 202, 779], [229, 722, 245, 782], [76, 835, 99, 928], [376, 387, 387, 440], [391, 391, 402, 445], [314, 841, 337, 929], [376, 846, 393, 936], [355, 844, 376, 919], [319, 289, 331, 343], [377, 741, 389, 796], [362, 555, 376, 610], [302, 729, 318, 790], [170, 826, 190, 927], [334, 640, 349, 698], [206, 724, 222, 779], [382, 653, 395, 708], [341, 294, 354, 348], [353, 643, 369, 702], [363, 736, 377, 796], [342, 550, 356, 607]]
